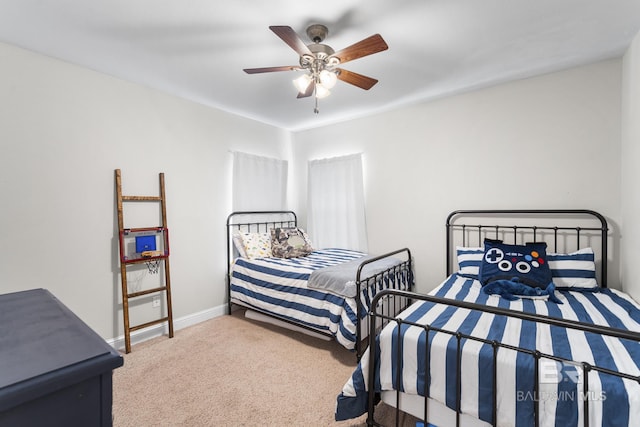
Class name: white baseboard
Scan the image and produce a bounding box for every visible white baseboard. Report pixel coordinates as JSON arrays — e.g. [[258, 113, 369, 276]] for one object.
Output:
[[108, 304, 228, 350]]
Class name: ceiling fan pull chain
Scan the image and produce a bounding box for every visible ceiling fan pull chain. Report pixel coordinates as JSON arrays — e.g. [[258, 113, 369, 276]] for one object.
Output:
[[314, 96, 320, 114]]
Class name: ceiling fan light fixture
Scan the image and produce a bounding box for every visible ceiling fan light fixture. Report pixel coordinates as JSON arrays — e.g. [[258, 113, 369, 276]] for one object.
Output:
[[315, 83, 331, 99], [293, 74, 312, 92], [319, 69, 338, 89]]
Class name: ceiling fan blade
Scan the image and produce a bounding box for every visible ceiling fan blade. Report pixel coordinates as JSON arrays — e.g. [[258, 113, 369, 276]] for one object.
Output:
[[297, 82, 315, 98], [336, 68, 378, 90], [330, 34, 388, 64], [243, 66, 300, 74], [269, 26, 313, 56]]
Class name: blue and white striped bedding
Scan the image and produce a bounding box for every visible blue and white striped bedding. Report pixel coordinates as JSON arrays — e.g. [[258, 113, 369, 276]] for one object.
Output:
[[230, 248, 410, 350], [336, 274, 640, 426]]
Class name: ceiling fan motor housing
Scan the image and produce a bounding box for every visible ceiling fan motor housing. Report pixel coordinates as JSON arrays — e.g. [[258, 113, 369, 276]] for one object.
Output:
[[308, 43, 335, 57], [300, 43, 338, 71]]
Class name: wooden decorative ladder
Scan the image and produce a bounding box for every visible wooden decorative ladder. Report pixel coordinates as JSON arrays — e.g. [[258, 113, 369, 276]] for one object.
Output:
[[115, 169, 174, 353]]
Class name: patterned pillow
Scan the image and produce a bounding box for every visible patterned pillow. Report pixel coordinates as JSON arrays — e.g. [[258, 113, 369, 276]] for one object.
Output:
[[548, 248, 598, 290], [240, 232, 272, 259], [479, 239, 552, 289], [271, 227, 314, 258], [456, 246, 484, 278]]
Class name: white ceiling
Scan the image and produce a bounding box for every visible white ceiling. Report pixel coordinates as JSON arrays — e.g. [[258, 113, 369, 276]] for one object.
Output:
[[1, 1, 639, 132]]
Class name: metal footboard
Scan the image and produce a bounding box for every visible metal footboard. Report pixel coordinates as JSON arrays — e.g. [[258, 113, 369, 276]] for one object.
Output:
[[366, 288, 640, 427], [355, 247, 414, 359]]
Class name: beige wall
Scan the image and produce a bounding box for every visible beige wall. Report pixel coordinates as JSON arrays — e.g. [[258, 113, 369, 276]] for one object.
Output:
[[0, 42, 289, 341], [292, 59, 622, 293], [622, 32, 640, 301]]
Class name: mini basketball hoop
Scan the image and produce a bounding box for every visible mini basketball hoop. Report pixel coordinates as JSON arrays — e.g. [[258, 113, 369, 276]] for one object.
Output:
[[145, 259, 161, 274]]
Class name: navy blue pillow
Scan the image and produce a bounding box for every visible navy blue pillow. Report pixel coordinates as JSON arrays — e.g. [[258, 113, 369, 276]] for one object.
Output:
[[479, 239, 553, 289]]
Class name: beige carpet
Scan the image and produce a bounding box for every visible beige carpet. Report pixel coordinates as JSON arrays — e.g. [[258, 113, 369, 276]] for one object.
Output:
[[112, 309, 418, 426]]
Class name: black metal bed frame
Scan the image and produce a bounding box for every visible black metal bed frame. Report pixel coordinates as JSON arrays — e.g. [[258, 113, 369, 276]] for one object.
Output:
[[226, 210, 414, 359], [365, 209, 640, 427], [445, 209, 609, 288]]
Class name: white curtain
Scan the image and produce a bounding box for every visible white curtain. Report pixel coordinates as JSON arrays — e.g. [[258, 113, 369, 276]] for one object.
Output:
[[307, 153, 368, 252], [232, 152, 287, 211]]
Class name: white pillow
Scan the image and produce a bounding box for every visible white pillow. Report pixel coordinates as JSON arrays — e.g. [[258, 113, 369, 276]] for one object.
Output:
[[232, 232, 248, 258]]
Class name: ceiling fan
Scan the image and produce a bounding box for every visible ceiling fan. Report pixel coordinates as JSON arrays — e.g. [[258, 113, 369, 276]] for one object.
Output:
[[243, 24, 389, 113]]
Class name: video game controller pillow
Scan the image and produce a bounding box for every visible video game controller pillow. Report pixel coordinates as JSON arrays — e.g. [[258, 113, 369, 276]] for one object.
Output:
[[479, 239, 553, 290]]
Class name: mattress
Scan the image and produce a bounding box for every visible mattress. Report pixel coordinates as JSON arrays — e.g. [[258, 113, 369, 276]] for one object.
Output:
[[336, 274, 640, 426], [230, 248, 411, 350]]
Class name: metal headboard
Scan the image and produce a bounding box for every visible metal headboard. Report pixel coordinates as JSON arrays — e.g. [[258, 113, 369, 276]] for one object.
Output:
[[225, 210, 297, 313], [446, 209, 609, 288]]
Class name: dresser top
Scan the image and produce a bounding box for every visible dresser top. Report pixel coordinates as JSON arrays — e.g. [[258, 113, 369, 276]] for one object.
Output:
[[0, 288, 123, 390]]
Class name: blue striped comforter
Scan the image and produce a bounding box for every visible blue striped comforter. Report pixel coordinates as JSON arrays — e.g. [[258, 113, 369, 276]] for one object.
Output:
[[336, 274, 640, 426], [230, 248, 410, 350]]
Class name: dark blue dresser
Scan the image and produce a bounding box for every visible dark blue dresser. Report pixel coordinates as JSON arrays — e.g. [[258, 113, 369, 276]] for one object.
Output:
[[0, 289, 123, 426]]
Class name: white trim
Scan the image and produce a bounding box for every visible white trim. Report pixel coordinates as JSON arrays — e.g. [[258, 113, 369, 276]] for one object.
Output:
[[107, 304, 227, 350]]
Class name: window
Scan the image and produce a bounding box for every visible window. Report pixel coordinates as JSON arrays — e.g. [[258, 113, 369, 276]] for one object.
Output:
[[307, 153, 368, 251], [232, 152, 287, 211]]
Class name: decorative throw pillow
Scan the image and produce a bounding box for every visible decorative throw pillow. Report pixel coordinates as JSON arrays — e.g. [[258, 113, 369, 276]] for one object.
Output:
[[240, 232, 272, 259], [547, 248, 598, 290], [479, 239, 552, 289], [271, 227, 314, 258], [456, 246, 484, 278]]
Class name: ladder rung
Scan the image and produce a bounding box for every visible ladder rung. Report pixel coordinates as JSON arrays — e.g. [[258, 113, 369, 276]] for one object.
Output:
[[122, 195, 163, 201], [129, 317, 170, 332], [122, 256, 168, 266], [128, 286, 167, 299]]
